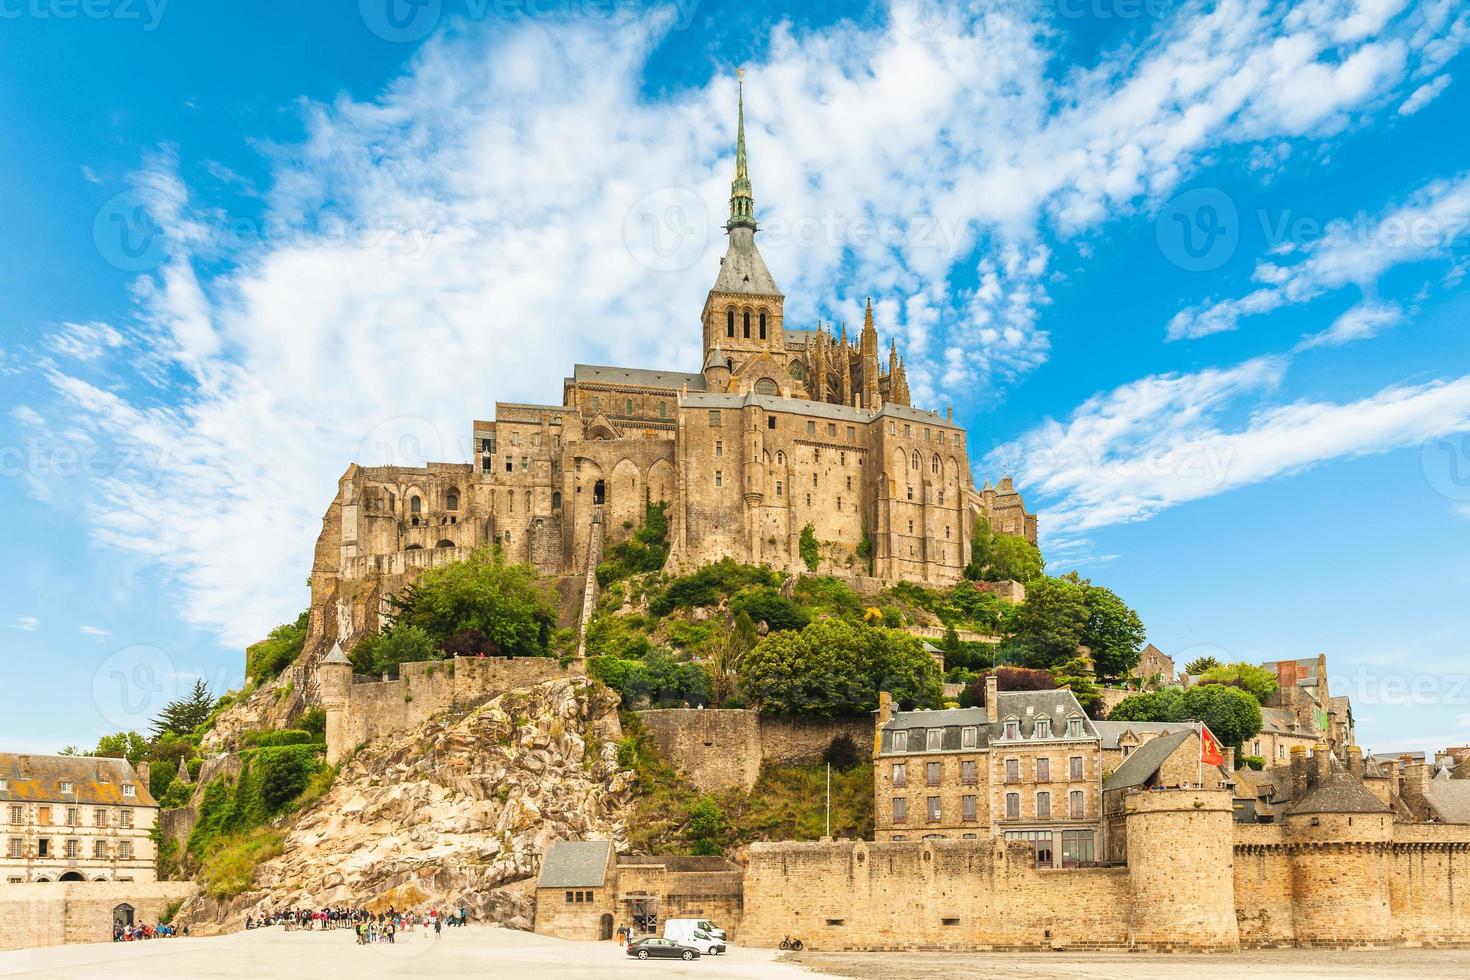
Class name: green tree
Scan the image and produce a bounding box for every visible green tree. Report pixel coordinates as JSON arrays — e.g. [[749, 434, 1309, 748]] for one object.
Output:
[[152, 679, 217, 738], [1075, 579, 1146, 682], [988, 533, 1045, 583], [1178, 685, 1262, 750], [1106, 688, 1185, 722], [597, 501, 670, 586], [687, 795, 726, 856], [1051, 655, 1104, 717], [705, 612, 757, 707], [354, 626, 439, 678], [1185, 655, 1222, 675], [799, 523, 820, 572], [1197, 662, 1279, 704], [390, 547, 558, 658], [590, 650, 711, 708], [91, 731, 151, 764], [1005, 576, 1090, 668], [741, 619, 942, 716], [244, 611, 309, 686]]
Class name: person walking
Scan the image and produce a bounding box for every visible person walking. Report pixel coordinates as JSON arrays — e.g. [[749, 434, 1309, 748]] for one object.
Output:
[[433, 914, 442, 938]]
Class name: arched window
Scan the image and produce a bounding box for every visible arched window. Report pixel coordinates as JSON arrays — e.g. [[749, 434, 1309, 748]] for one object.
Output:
[[446, 491, 459, 511], [754, 378, 778, 395], [552, 491, 562, 511], [524, 490, 532, 512], [726, 308, 735, 337], [759, 310, 767, 339], [658, 401, 666, 418], [436, 539, 456, 549], [508, 493, 514, 513], [591, 395, 601, 413], [743, 309, 751, 338], [776, 451, 785, 465], [410, 495, 421, 514], [911, 451, 920, 469], [931, 455, 940, 474]]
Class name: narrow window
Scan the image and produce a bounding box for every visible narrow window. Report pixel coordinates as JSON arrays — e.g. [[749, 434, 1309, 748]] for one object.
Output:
[[775, 480, 783, 497], [1005, 793, 1020, 819], [410, 496, 421, 515], [961, 727, 977, 749], [659, 401, 667, 417], [767, 415, 776, 429], [1005, 758, 1019, 782], [1036, 758, 1050, 782], [807, 420, 816, 435], [726, 308, 735, 337], [962, 795, 977, 821], [709, 410, 721, 426], [1035, 718, 1051, 738], [892, 798, 907, 822], [625, 398, 634, 415], [1037, 792, 1052, 819], [759, 311, 767, 339], [927, 797, 942, 822], [715, 471, 723, 488], [743, 310, 750, 338], [892, 763, 907, 787], [1070, 791, 1085, 818], [891, 730, 908, 752], [1070, 756, 1084, 780], [446, 491, 459, 511], [715, 441, 723, 458], [926, 728, 943, 751], [926, 762, 941, 787], [961, 760, 977, 785]]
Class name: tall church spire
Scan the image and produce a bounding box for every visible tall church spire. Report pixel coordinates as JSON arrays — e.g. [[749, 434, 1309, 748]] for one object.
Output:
[[727, 69, 756, 233]]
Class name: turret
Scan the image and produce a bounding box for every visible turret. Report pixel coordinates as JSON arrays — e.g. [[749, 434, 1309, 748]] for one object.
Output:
[[860, 298, 880, 409], [319, 640, 354, 764], [1124, 789, 1239, 950]]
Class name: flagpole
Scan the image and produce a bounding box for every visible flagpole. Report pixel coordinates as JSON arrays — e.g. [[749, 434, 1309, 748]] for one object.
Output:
[[825, 763, 831, 838]]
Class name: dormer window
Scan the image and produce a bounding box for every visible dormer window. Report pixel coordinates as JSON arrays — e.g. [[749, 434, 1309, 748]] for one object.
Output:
[[961, 727, 977, 748], [926, 728, 943, 751], [1067, 717, 1085, 738], [60, 781, 73, 794], [891, 730, 908, 752], [1004, 720, 1019, 739], [1034, 719, 1051, 739], [122, 784, 136, 798]]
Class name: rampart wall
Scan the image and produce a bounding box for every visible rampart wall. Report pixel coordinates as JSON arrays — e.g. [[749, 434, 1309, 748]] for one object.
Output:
[[636, 710, 872, 792]]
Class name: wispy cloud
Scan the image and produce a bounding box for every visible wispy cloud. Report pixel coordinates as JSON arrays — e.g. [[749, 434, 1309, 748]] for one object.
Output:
[[989, 361, 1470, 555], [1294, 300, 1407, 350], [78, 625, 114, 638], [1399, 73, 1453, 114], [1168, 171, 1470, 341], [8, 616, 40, 632]]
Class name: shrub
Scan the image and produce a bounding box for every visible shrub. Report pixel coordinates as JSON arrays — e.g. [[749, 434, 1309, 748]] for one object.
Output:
[[388, 547, 558, 658], [590, 651, 711, 708], [198, 828, 284, 899], [799, 523, 819, 572], [729, 586, 810, 633], [649, 560, 780, 617], [244, 611, 310, 686], [597, 501, 671, 586], [687, 795, 726, 856], [1241, 755, 1266, 771], [242, 729, 318, 748], [741, 619, 942, 716], [298, 706, 326, 739], [958, 667, 1059, 708], [351, 626, 440, 678], [791, 576, 865, 620], [1196, 662, 1280, 704]]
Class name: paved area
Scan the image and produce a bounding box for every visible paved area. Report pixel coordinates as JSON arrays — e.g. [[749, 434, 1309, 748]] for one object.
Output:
[[5, 929, 1470, 979], [0, 926, 835, 979], [796, 947, 1470, 980]]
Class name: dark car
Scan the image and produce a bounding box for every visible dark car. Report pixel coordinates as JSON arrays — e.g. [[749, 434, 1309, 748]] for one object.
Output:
[[626, 937, 701, 961]]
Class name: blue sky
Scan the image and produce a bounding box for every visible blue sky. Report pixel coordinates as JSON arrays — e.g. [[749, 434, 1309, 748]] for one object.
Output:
[[2, 0, 1468, 755]]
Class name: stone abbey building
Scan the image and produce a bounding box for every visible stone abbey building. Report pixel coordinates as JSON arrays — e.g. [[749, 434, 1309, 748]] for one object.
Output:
[[315, 82, 1034, 609]]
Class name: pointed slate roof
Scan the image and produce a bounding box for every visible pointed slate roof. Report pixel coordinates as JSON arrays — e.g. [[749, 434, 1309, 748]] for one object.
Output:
[[321, 641, 351, 666], [1103, 729, 1195, 792], [1286, 772, 1391, 816]]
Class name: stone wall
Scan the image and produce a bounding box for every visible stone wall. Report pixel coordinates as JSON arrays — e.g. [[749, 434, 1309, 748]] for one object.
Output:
[[636, 710, 870, 793], [329, 656, 583, 760], [741, 838, 1132, 950], [0, 881, 196, 950]]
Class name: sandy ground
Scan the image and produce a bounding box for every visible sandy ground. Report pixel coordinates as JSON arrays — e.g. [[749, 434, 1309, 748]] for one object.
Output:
[[794, 947, 1470, 980], [4, 929, 1469, 979], [0, 926, 835, 980]]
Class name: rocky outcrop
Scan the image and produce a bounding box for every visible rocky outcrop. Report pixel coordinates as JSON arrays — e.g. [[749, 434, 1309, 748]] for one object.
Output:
[[177, 677, 633, 933]]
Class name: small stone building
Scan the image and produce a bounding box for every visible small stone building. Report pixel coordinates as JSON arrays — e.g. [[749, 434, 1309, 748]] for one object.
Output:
[[534, 840, 744, 941], [1101, 728, 1233, 862]]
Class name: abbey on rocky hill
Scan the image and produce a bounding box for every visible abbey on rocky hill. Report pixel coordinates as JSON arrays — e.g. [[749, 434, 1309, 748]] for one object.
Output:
[[318, 81, 1033, 592]]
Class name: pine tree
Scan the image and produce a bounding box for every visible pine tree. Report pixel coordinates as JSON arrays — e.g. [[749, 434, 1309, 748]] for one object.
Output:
[[152, 678, 217, 738]]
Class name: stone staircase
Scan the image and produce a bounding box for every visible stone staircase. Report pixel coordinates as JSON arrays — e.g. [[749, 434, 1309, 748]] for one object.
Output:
[[576, 508, 604, 658]]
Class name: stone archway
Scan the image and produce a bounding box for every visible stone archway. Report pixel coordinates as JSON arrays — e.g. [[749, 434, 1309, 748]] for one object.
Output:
[[113, 904, 134, 930], [600, 913, 614, 941], [59, 871, 84, 881]]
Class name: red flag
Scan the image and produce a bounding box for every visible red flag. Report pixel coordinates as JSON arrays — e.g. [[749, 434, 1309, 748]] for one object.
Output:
[[1200, 724, 1226, 767]]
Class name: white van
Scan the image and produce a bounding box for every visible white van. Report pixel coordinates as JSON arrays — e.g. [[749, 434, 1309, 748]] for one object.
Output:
[[663, 919, 727, 954], [667, 917, 725, 941]]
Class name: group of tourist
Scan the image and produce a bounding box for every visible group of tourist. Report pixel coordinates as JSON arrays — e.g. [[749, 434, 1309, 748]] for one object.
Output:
[[112, 922, 185, 942], [244, 905, 469, 943]]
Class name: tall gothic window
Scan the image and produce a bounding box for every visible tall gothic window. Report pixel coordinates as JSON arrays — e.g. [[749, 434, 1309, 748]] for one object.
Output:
[[759, 310, 767, 339], [727, 308, 735, 337], [743, 309, 751, 338]]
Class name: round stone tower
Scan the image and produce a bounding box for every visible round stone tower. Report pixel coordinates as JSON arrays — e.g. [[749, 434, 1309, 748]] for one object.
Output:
[[318, 640, 354, 765], [1284, 750, 1395, 946], [1124, 789, 1239, 950]]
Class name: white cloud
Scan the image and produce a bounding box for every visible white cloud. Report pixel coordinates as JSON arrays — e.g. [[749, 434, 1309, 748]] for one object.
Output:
[[1399, 73, 1453, 114], [44, 321, 125, 362], [30, 1, 1469, 646], [989, 360, 1470, 550], [9, 616, 39, 631], [1168, 171, 1470, 341], [1295, 300, 1407, 350], [78, 625, 113, 638]]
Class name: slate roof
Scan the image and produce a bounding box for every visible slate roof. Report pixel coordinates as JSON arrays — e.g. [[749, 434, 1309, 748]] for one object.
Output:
[[321, 641, 351, 666], [712, 228, 781, 296], [572, 365, 708, 391], [537, 840, 613, 889], [1286, 772, 1391, 816], [1092, 721, 1196, 751], [1421, 773, 1470, 824], [0, 754, 155, 807], [1103, 730, 1195, 792], [1260, 707, 1311, 736], [879, 689, 1096, 755]]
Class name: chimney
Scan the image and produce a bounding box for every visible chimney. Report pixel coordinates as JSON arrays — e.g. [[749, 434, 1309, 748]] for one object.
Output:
[[1311, 746, 1330, 785], [1404, 761, 1432, 795], [874, 691, 894, 760], [136, 761, 151, 792], [985, 673, 999, 724], [1347, 744, 1364, 780], [1290, 745, 1309, 800]]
